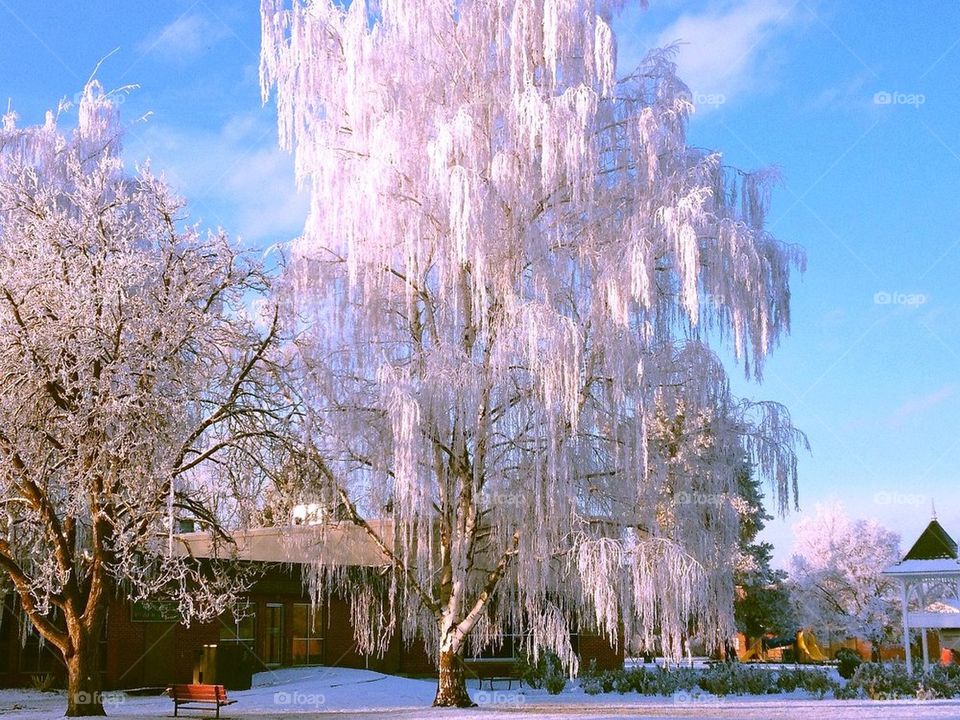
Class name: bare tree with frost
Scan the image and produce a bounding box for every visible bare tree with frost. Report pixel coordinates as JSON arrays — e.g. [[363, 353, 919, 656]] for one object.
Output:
[[0, 85, 287, 716], [790, 503, 901, 657], [261, 0, 807, 706]]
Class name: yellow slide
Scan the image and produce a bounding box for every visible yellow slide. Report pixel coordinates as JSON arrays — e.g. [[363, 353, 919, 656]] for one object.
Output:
[[796, 629, 829, 662]]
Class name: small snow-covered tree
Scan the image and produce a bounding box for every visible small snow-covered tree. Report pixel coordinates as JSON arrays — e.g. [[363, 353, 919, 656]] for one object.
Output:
[[0, 85, 287, 716], [261, 0, 807, 706], [789, 503, 901, 656]]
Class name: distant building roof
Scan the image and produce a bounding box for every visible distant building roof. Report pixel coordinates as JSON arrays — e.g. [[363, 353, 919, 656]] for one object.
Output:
[[175, 521, 393, 567], [903, 519, 958, 561]]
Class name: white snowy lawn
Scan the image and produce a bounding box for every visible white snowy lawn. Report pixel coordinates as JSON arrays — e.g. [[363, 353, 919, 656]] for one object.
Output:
[[3, 667, 960, 719]]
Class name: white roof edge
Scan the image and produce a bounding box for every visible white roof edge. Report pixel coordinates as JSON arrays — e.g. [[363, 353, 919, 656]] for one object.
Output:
[[884, 558, 960, 576]]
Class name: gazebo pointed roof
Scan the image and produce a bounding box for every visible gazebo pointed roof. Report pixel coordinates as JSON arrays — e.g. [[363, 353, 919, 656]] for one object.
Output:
[[903, 519, 958, 561]]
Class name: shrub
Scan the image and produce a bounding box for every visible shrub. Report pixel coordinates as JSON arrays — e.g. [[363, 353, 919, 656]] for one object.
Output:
[[29, 673, 56, 693], [919, 663, 960, 699], [775, 668, 799, 693], [580, 673, 603, 695], [578, 660, 603, 695], [793, 668, 836, 698], [845, 662, 916, 700], [833, 682, 862, 700], [697, 663, 777, 696], [834, 648, 863, 680], [599, 670, 616, 693], [542, 654, 567, 695], [612, 669, 634, 694], [513, 654, 538, 688], [576, 662, 837, 699], [514, 650, 568, 690]]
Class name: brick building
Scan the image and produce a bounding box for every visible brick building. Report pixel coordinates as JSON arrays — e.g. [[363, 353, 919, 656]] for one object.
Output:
[[0, 522, 622, 689]]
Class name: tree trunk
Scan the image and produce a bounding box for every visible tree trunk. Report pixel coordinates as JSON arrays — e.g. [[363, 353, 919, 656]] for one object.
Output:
[[64, 621, 105, 717], [432, 648, 474, 708]]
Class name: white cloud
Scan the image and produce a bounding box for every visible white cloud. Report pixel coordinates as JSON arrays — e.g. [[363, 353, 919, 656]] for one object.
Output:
[[138, 12, 232, 63], [616, 0, 803, 108], [887, 385, 957, 429], [125, 112, 308, 249]]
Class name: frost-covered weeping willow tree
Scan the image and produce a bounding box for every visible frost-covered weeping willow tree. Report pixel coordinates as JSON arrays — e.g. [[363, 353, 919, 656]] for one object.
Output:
[[0, 85, 288, 716], [261, 0, 807, 706]]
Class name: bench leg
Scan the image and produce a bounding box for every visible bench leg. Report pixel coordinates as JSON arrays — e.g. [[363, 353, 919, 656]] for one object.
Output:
[[174, 700, 178, 717]]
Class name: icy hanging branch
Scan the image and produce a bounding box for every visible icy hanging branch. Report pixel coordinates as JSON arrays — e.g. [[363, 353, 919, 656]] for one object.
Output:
[[262, 0, 807, 676]]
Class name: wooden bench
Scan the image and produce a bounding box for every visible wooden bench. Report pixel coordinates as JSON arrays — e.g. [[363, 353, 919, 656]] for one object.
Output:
[[465, 659, 523, 690], [167, 684, 236, 718]]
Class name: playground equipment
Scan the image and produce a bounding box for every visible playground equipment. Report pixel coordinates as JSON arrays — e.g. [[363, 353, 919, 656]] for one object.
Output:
[[739, 634, 795, 662], [740, 637, 766, 662], [739, 629, 830, 663], [795, 629, 829, 662]]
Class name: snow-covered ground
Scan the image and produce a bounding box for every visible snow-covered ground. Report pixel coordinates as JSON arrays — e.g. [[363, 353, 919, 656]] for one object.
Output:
[[3, 667, 960, 719]]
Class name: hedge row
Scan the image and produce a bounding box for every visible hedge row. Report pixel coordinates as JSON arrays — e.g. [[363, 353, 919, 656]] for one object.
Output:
[[578, 662, 836, 698]]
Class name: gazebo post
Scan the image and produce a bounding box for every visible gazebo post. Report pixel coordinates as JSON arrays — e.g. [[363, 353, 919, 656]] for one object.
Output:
[[921, 626, 930, 671], [902, 579, 912, 675]]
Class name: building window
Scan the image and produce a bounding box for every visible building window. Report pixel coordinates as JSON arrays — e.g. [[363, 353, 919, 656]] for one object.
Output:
[[467, 631, 580, 661], [264, 604, 284, 665], [219, 602, 256, 651], [291, 603, 324, 665], [468, 633, 523, 661]]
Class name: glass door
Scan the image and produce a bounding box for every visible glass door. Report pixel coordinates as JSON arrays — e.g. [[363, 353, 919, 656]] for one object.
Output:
[[291, 603, 324, 665], [265, 604, 284, 665]]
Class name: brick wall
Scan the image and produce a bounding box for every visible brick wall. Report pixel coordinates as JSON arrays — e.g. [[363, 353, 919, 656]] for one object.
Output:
[[104, 597, 218, 690], [399, 634, 436, 675], [578, 629, 624, 671], [4, 579, 626, 690]]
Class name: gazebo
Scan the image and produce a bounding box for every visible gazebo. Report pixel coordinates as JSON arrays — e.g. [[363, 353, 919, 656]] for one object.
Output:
[[884, 514, 960, 674]]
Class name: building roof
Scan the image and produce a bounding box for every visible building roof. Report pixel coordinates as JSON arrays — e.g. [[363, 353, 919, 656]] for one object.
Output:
[[903, 519, 958, 561], [175, 521, 394, 567]]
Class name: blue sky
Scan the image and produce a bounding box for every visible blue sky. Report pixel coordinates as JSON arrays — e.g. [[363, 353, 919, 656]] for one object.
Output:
[[2, 1, 958, 566]]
